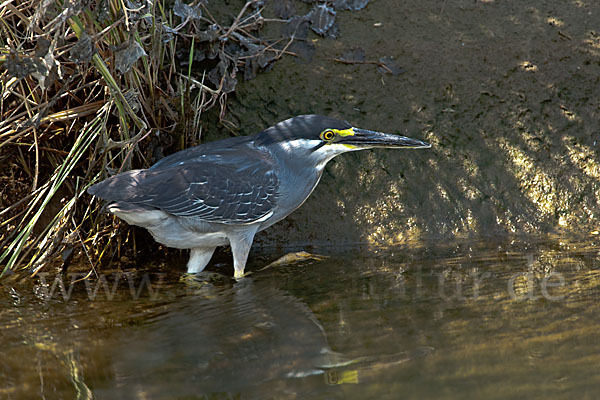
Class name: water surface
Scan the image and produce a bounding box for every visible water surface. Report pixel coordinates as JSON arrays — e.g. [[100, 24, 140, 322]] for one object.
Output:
[[1, 237, 600, 399]]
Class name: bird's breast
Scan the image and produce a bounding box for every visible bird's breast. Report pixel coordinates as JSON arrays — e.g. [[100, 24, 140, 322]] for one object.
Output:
[[258, 167, 323, 230]]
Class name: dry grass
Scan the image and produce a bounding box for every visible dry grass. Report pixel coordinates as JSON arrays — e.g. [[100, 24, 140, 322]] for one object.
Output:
[[0, 0, 301, 278]]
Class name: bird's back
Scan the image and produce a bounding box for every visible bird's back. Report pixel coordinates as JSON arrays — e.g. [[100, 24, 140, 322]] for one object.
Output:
[[149, 135, 255, 170], [88, 135, 280, 225]]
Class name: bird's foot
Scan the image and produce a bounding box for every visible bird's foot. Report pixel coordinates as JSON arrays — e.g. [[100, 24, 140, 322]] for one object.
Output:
[[233, 269, 248, 280], [180, 271, 229, 285]]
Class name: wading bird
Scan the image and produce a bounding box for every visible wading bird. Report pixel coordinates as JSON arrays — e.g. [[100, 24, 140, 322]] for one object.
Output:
[[89, 115, 430, 278]]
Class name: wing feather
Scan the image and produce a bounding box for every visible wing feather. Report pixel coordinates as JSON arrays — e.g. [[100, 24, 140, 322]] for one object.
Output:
[[89, 145, 279, 224]]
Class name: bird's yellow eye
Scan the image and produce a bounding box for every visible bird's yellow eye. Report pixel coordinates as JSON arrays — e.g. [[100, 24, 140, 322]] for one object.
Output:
[[321, 130, 335, 141]]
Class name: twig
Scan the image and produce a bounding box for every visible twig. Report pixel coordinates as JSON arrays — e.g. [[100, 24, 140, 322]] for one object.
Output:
[[116, 128, 152, 174], [177, 72, 219, 95], [32, 128, 39, 191], [220, 0, 255, 40], [7, 142, 70, 155], [329, 57, 394, 74], [200, 2, 219, 25]]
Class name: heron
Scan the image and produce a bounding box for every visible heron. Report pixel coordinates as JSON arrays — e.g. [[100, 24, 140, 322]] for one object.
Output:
[[88, 115, 430, 278]]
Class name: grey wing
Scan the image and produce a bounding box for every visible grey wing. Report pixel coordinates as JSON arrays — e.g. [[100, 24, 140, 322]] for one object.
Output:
[[145, 163, 278, 223], [89, 160, 279, 224]]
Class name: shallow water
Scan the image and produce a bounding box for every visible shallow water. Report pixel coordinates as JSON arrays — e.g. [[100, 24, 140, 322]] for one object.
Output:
[[1, 237, 600, 399]]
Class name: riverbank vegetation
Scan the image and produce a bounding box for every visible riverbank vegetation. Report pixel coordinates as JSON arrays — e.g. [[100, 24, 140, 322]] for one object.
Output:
[[1, 0, 374, 278]]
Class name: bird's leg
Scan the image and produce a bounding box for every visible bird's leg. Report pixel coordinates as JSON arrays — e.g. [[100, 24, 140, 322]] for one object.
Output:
[[186, 247, 216, 273], [228, 226, 259, 279]]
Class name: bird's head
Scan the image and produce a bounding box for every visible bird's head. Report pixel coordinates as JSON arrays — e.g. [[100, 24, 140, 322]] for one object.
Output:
[[257, 115, 431, 170]]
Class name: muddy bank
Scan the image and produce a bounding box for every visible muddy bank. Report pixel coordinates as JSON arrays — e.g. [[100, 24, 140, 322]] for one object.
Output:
[[214, 0, 600, 246], [2, 0, 599, 274]]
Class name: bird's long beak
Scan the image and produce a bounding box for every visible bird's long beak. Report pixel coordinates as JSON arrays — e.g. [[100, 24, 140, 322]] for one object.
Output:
[[341, 128, 431, 149]]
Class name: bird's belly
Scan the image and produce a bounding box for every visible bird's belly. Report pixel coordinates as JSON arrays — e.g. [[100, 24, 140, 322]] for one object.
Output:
[[110, 207, 229, 249], [149, 225, 229, 249], [150, 218, 230, 249]]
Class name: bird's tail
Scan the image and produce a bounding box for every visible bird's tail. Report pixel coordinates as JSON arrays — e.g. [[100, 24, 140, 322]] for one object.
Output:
[[87, 169, 147, 201]]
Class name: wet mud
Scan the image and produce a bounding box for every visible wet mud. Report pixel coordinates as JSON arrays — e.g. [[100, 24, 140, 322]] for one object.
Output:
[[213, 0, 600, 246]]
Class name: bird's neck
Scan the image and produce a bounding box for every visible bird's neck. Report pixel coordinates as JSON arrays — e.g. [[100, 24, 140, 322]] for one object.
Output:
[[263, 144, 324, 221]]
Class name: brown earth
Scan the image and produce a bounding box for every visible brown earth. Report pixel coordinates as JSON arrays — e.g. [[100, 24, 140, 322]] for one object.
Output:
[[214, 0, 600, 247]]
